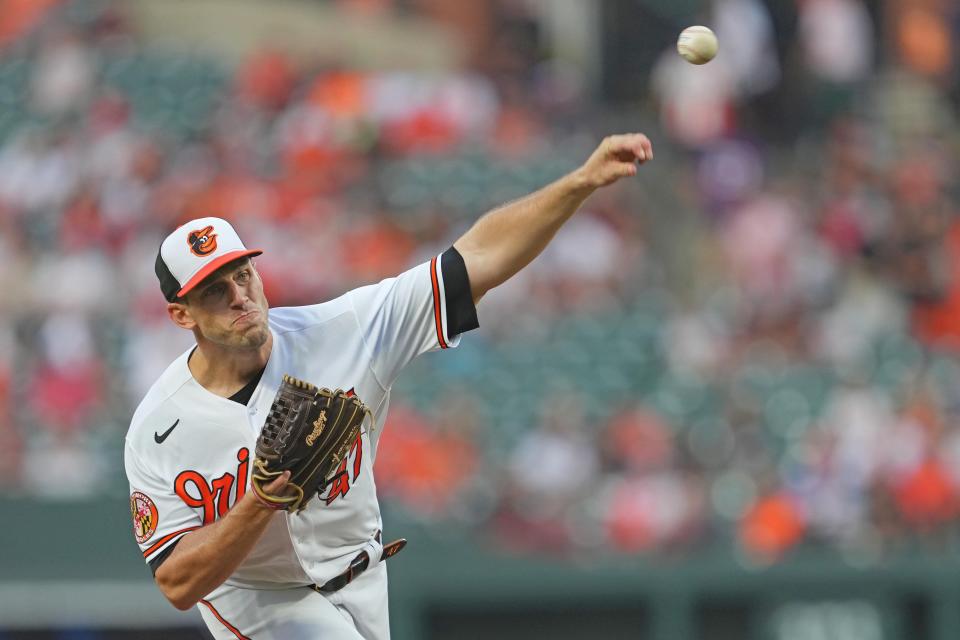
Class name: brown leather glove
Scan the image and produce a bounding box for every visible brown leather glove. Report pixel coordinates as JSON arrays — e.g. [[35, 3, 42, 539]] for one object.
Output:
[[251, 375, 371, 513]]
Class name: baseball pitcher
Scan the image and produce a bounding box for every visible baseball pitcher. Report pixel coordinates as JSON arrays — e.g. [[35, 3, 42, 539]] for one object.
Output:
[[124, 134, 653, 639]]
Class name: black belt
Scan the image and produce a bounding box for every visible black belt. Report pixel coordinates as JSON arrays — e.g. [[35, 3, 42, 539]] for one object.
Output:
[[311, 530, 406, 594]]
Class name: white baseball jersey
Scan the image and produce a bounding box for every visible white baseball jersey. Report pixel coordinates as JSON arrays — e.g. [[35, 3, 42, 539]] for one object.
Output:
[[125, 250, 478, 639]]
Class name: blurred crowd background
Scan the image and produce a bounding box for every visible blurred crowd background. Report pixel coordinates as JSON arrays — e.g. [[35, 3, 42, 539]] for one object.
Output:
[[0, 0, 959, 571]]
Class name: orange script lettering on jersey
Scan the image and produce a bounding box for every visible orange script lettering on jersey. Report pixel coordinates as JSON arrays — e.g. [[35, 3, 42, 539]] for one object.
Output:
[[174, 448, 249, 524], [324, 434, 363, 505]]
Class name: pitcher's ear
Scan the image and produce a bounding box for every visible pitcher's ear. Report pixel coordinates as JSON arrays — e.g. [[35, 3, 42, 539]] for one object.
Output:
[[167, 301, 196, 330]]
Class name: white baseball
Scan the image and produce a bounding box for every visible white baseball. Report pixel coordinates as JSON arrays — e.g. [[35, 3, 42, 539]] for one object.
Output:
[[677, 25, 718, 65]]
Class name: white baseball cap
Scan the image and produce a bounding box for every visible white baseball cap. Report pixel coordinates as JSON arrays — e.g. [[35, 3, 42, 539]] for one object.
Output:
[[154, 216, 262, 302]]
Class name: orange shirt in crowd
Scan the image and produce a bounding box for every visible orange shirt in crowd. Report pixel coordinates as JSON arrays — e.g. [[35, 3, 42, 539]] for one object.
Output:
[[739, 492, 806, 560], [893, 458, 958, 527], [913, 223, 960, 350]]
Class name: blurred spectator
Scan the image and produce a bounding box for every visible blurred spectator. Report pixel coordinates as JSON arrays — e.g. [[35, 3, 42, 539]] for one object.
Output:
[[651, 50, 736, 147], [797, 0, 874, 124], [892, 2, 953, 80], [696, 138, 765, 216], [375, 396, 481, 518], [0, 321, 20, 490], [739, 490, 806, 561], [799, 0, 873, 84], [599, 407, 706, 552], [340, 210, 418, 282], [530, 210, 631, 311], [719, 188, 806, 317], [0, 131, 80, 213], [20, 429, 107, 498], [712, 0, 780, 97], [0, 0, 59, 48], [884, 389, 959, 537], [507, 392, 598, 510], [492, 392, 599, 553], [31, 28, 95, 115], [236, 49, 297, 112], [599, 405, 674, 474], [602, 470, 705, 553], [891, 457, 958, 534], [26, 313, 103, 433]]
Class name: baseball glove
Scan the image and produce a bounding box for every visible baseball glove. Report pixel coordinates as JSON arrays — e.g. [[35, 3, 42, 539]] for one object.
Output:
[[251, 375, 372, 513]]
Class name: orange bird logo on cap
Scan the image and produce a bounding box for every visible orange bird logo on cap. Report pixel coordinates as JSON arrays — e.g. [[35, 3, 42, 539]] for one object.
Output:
[[187, 225, 218, 256]]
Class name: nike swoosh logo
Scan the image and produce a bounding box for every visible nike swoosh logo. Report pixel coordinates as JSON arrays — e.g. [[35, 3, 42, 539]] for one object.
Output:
[[154, 420, 180, 444]]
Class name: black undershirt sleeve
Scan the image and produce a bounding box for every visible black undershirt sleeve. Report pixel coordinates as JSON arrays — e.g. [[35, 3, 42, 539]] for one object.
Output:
[[148, 539, 180, 576], [440, 246, 479, 339]]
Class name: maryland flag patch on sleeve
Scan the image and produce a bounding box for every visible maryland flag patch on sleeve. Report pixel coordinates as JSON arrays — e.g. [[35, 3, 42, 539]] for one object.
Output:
[[130, 491, 159, 544]]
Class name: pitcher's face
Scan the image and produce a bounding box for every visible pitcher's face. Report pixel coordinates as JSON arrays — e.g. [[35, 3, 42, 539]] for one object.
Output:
[[175, 258, 270, 349]]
